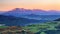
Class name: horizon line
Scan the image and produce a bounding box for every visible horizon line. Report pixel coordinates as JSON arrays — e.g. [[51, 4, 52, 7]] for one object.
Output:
[[0, 8, 60, 11]]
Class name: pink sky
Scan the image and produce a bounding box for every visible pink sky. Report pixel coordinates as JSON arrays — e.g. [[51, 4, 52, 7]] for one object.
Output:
[[0, 0, 60, 11]]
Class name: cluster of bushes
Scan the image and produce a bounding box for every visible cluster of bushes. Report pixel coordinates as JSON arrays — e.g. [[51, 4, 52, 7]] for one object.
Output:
[[23, 21, 60, 34]]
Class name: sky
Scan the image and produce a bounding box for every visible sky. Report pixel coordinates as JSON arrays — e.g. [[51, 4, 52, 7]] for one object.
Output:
[[0, 0, 60, 11]]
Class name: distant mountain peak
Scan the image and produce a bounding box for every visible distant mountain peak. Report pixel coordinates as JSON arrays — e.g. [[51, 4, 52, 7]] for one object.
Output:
[[12, 8, 20, 11], [1, 8, 60, 16], [11, 8, 27, 12], [14, 8, 20, 10]]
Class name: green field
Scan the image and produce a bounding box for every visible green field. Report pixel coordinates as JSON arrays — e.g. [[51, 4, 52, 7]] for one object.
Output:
[[23, 21, 60, 34], [0, 21, 60, 34]]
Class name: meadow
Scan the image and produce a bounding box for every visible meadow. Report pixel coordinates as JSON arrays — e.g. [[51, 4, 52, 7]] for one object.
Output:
[[0, 21, 60, 34]]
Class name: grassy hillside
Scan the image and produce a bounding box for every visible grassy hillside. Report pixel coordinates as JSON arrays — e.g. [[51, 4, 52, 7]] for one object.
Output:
[[23, 21, 60, 34], [0, 21, 60, 34]]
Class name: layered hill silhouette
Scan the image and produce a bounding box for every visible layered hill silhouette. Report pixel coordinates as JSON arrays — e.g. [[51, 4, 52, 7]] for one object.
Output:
[[54, 18, 60, 21], [0, 8, 60, 21], [1, 8, 60, 16], [0, 15, 41, 26], [0, 8, 60, 26]]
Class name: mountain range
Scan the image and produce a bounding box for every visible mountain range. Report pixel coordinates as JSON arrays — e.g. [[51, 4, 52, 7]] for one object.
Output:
[[1, 8, 60, 16], [0, 8, 60, 20], [0, 15, 42, 26], [0, 8, 60, 26]]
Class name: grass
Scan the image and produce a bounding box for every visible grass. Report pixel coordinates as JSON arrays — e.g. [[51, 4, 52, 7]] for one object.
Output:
[[23, 21, 60, 33], [0, 21, 60, 34], [0, 26, 8, 29]]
